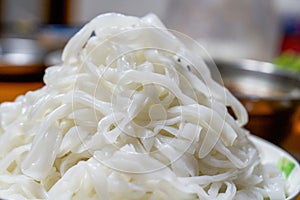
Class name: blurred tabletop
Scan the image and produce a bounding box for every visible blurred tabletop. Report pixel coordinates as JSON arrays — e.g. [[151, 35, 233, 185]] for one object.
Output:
[[0, 81, 44, 102]]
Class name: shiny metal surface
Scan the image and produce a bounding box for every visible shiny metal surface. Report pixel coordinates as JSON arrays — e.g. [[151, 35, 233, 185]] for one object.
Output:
[[211, 59, 300, 145], [44, 49, 62, 66], [215, 59, 300, 101], [0, 38, 46, 76]]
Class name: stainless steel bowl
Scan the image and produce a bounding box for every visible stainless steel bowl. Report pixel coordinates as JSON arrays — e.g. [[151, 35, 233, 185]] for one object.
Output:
[[0, 38, 46, 79], [211, 59, 300, 145]]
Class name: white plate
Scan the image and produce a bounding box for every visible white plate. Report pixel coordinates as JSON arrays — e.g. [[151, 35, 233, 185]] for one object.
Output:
[[250, 135, 300, 200]]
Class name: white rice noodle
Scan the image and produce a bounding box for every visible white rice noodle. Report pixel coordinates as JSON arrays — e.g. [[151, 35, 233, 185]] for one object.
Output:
[[0, 13, 287, 200]]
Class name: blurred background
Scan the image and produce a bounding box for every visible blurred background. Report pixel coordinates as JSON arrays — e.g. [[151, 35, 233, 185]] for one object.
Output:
[[1, 0, 300, 60], [0, 0, 300, 162]]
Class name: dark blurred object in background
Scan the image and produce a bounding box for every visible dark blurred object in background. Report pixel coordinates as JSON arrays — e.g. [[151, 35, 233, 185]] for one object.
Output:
[[0, 0, 2, 35], [47, 0, 69, 24]]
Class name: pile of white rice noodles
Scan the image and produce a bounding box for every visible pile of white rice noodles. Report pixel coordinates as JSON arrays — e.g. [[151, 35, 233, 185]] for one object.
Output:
[[0, 13, 288, 200]]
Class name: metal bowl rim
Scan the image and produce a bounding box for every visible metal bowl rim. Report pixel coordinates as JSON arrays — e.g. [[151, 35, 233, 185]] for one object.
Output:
[[211, 58, 300, 101]]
